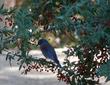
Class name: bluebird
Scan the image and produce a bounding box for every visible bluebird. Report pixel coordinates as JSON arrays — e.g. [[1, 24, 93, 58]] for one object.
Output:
[[37, 39, 61, 68]]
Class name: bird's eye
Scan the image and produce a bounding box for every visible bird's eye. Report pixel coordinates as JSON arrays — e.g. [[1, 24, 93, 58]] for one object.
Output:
[[38, 40, 43, 45]]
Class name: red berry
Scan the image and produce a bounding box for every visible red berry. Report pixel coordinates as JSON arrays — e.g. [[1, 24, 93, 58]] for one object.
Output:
[[0, 17, 3, 22]]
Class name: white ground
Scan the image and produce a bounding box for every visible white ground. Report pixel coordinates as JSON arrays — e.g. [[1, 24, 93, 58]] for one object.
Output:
[[0, 48, 110, 85], [0, 48, 67, 85]]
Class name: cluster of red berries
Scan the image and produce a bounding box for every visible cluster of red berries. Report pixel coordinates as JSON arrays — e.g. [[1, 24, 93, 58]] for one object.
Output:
[[0, 16, 13, 27], [22, 62, 58, 74], [57, 72, 70, 84], [21, 61, 71, 84], [5, 18, 13, 27]]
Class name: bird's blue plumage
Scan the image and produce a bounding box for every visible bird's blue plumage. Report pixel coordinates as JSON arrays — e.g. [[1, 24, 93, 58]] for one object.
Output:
[[38, 39, 61, 67]]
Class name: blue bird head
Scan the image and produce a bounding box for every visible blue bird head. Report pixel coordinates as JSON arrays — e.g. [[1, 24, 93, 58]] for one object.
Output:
[[37, 39, 49, 46]]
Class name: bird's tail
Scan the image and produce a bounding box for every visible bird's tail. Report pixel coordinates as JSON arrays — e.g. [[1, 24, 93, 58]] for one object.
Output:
[[58, 63, 62, 68], [55, 59, 62, 68]]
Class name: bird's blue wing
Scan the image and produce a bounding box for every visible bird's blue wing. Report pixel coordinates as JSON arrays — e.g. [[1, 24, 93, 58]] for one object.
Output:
[[41, 45, 56, 59], [46, 47, 61, 67], [40, 45, 61, 67]]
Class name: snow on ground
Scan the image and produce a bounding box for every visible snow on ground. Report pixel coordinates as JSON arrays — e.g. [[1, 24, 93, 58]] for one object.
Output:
[[0, 48, 110, 85], [0, 48, 67, 85]]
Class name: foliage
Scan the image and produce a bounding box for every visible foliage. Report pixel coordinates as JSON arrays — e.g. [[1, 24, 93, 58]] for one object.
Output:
[[57, 0, 110, 84], [0, 0, 110, 85]]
